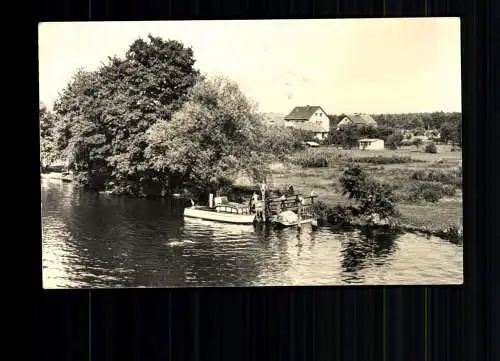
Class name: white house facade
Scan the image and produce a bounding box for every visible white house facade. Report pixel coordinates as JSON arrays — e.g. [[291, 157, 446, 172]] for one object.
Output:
[[284, 105, 330, 140]]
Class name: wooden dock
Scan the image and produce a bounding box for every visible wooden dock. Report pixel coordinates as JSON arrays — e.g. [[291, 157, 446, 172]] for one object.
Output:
[[258, 194, 318, 228]]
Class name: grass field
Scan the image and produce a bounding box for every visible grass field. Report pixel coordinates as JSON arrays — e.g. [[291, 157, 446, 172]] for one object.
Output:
[[269, 145, 463, 231]]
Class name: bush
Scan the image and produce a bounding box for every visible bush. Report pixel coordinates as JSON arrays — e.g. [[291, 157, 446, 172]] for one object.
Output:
[[407, 181, 457, 203], [261, 126, 304, 157], [349, 155, 417, 164], [438, 224, 463, 244], [410, 169, 462, 188], [413, 138, 424, 150], [339, 165, 398, 219], [289, 149, 342, 168], [424, 142, 437, 153], [272, 184, 296, 197], [385, 134, 399, 150], [290, 152, 328, 168], [313, 201, 353, 225]]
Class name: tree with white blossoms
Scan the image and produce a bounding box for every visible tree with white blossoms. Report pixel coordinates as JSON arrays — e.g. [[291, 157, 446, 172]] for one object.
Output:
[[145, 75, 271, 194]]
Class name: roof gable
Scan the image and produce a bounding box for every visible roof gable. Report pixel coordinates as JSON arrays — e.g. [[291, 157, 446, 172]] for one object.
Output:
[[296, 122, 329, 133], [284, 106, 326, 120], [342, 114, 378, 126]]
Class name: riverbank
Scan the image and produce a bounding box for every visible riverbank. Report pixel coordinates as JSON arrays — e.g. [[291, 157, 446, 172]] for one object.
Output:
[[269, 146, 463, 243], [310, 198, 463, 243], [41, 176, 464, 287], [44, 146, 463, 243]]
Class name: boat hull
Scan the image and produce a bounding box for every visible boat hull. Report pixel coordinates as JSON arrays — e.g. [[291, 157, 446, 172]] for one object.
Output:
[[272, 210, 318, 228], [274, 218, 316, 228], [183, 207, 256, 225]]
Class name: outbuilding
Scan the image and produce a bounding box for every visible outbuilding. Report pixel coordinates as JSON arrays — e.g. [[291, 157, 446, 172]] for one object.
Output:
[[358, 138, 385, 151]]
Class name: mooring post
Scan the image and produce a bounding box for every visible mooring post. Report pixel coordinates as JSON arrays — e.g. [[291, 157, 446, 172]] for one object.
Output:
[[297, 200, 302, 230], [260, 183, 266, 223]]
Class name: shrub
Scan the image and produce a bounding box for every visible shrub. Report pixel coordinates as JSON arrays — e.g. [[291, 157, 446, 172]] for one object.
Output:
[[349, 155, 417, 164], [440, 224, 463, 244], [289, 149, 343, 168], [385, 134, 399, 150], [385, 132, 403, 150], [339, 165, 398, 219], [413, 138, 424, 150], [424, 142, 437, 153], [261, 125, 303, 157], [290, 128, 317, 143], [313, 201, 353, 225], [407, 181, 456, 203], [290, 152, 328, 168], [410, 169, 462, 188], [272, 184, 296, 197]]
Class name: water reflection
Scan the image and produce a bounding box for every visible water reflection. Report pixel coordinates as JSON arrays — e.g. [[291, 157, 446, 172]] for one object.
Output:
[[41, 180, 463, 288], [340, 227, 398, 283]]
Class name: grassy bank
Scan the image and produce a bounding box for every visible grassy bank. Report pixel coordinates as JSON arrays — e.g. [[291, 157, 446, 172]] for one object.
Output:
[[270, 146, 463, 241]]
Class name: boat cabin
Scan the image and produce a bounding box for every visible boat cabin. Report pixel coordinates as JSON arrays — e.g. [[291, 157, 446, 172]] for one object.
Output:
[[213, 196, 251, 214]]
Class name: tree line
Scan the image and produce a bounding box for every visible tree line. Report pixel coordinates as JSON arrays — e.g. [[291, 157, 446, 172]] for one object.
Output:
[[328, 112, 462, 133], [39, 34, 462, 198], [40, 35, 289, 197], [324, 113, 462, 150]]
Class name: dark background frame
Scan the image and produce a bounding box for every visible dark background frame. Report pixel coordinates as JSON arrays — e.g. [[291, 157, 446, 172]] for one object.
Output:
[[33, 0, 499, 360]]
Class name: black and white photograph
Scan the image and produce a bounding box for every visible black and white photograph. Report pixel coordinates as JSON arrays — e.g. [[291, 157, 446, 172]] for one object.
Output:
[[39, 19, 463, 288]]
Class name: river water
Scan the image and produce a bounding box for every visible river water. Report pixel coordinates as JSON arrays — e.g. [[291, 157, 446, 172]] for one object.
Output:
[[41, 179, 463, 288]]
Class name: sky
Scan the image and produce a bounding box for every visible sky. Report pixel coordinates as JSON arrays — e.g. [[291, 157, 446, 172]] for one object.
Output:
[[38, 18, 461, 115]]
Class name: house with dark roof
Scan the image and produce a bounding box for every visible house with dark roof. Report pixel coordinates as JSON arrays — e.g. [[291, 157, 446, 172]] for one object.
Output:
[[283, 105, 330, 140], [336, 113, 378, 130]]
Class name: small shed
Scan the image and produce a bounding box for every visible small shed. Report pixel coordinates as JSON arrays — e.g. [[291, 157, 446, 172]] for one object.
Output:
[[359, 138, 385, 151]]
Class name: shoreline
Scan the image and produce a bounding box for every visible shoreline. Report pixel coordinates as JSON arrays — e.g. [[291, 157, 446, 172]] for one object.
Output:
[[268, 150, 463, 243], [314, 199, 463, 243], [41, 172, 72, 181], [40, 167, 462, 243]]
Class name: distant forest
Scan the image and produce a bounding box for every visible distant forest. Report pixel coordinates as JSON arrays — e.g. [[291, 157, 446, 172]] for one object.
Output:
[[327, 111, 462, 131]]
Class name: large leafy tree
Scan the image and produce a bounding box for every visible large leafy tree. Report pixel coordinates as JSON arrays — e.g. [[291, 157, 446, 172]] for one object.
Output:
[[338, 124, 361, 149], [439, 121, 457, 145], [145, 75, 269, 194], [52, 35, 200, 192]]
